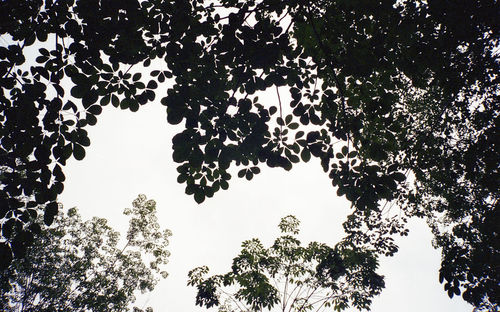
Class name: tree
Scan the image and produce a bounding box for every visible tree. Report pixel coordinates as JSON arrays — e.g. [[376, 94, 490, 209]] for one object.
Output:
[[188, 215, 384, 311], [0, 194, 171, 312], [1, 0, 498, 308]]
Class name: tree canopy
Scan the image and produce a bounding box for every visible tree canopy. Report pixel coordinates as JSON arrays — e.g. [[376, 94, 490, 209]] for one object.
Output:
[[188, 215, 384, 311], [0, 194, 170, 312], [0, 0, 498, 309]]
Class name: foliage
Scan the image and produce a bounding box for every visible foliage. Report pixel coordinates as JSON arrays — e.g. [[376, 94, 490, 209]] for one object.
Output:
[[188, 216, 384, 311], [0, 194, 170, 312], [0, 0, 498, 308]]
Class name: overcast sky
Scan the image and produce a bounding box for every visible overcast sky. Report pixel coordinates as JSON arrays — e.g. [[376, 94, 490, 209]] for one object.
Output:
[[59, 102, 472, 312]]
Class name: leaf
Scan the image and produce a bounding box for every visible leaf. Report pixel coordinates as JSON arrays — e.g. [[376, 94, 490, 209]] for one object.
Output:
[[53, 84, 65, 97], [133, 73, 142, 81], [447, 289, 454, 298], [73, 144, 85, 160], [194, 190, 205, 204], [391, 172, 406, 182], [38, 48, 49, 56], [245, 171, 253, 180], [120, 98, 131, 110], [36, 55, 49, 63], [86, 114, 97, 126], [250, 167, 260, 174], [147, 80, 158, 89], [295, 131, 304, 139], [289, 155, 300, 163], [129, 99, 139, 112], [220, 180, 229, 190], [290, 143, 300, 154], [87, 105, 102, 115], [348, 151, 358, 158], [70, 85, 87, 98], [301, 148, 311, 162], [238, 169, 246, 178], [111, 94, 119, 107], [100, 94, 110, 106], [341, 146, 348, 155], [439, 272, 444, 284]]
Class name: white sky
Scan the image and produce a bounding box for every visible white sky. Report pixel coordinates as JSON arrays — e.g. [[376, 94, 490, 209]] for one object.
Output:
[[59, 102, 472, 312]]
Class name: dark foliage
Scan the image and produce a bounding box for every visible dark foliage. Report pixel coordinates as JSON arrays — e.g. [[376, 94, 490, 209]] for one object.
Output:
[[188, 216, 385, 311], [0, 0, 498, 308]]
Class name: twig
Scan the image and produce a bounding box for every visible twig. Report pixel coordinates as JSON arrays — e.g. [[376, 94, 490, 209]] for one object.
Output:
[[276, 85, 283, 135]]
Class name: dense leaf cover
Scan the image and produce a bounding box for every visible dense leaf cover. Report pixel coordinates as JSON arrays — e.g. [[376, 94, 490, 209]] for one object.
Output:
[[188, 216, 384, 311], [0, 0, 498, 308], [0, 194, 170, 312]]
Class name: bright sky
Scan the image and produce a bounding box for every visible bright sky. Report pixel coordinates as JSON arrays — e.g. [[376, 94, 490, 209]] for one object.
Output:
[[59, 102, 472, 312]]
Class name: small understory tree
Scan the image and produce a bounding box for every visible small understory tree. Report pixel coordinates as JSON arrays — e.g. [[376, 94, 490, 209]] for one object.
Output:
[[0, 194, 171, 312], [188, 216, 384, 311]]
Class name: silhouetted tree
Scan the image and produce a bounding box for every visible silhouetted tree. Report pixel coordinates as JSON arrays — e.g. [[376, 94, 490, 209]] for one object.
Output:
[[189, 216, 384, 311], [0, 195, 170, 312]]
